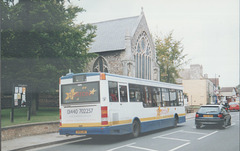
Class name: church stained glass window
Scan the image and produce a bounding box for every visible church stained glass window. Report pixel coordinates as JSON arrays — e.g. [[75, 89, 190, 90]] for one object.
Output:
[[134, 32, 152, 79]]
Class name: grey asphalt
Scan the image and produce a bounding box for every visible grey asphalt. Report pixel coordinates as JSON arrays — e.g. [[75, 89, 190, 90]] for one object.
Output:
[[2, 113, 196, 151]]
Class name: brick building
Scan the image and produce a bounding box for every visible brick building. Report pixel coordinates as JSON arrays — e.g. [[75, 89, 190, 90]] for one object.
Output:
[[86, 11, 160, 81]]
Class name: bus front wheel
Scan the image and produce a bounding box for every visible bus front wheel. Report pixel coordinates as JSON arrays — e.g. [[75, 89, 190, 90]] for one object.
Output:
[[132, 120, 140, 138]]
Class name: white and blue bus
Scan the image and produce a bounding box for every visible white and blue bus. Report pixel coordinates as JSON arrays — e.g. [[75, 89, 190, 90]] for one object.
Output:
[[59, 72, 186, 137]]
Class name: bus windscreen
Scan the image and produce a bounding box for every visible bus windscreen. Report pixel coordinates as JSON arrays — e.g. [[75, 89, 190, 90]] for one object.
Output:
[[61, 82, 99, 104]]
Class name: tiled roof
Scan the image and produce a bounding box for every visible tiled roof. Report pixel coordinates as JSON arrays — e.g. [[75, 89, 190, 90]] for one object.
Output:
[[89, 15, 142, 53], [220, 87, 235, 92], [208, 78, 219, 86]]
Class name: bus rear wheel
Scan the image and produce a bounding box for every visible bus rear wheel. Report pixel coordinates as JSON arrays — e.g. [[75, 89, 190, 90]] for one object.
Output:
[[132, 120, 140, 138]]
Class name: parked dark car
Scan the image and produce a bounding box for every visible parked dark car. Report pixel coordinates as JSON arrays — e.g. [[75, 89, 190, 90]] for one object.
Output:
[[195, 105, 231, 129]]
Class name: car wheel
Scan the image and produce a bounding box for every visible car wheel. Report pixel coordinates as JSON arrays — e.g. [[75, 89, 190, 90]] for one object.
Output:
[[132, 120, 140, 138], [196, 125, 201, 129]]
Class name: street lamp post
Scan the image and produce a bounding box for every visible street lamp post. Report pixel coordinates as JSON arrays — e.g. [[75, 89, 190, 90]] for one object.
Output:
[[214, 74, 220, 104]]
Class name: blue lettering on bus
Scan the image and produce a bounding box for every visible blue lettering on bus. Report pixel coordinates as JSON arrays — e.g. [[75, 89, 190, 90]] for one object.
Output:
[[67, 108, 93, 114], [79, 108, 93, 114]]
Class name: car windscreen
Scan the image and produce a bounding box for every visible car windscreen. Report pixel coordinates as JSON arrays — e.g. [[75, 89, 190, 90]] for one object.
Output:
[[229, 102, 237, 105], [61, 82, 99, 104], [198, 106, 219, 113]]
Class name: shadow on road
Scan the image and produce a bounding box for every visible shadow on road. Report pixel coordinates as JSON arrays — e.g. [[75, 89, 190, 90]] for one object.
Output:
[[71, 125, 185, 145], [197, 125, 231, 130]]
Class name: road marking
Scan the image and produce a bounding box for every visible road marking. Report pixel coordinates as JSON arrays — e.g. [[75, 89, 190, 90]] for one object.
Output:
[[128, 145, 158, 151], [106, 143, 136, 151], [181, 130, 207, 135], [155, 136, 190, 142], [169, 142, 191, 151], [153, 130, 183, 138], [198, 131, 218, 140]]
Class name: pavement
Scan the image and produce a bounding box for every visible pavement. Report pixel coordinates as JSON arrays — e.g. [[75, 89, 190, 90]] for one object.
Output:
[[2, 112, 196, 151]]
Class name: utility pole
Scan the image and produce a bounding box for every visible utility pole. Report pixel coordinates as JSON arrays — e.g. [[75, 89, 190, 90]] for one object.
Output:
[[0, 2, 2, 149], [215, 74, 220, 104]]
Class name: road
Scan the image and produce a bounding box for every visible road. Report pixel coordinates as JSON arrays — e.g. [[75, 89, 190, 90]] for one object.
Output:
[[35, 112, 239, 151]]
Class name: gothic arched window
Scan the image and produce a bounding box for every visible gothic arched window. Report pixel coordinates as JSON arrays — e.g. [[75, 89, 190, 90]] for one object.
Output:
[[93, 56, 108, 73], [134, 32, 152, 79]]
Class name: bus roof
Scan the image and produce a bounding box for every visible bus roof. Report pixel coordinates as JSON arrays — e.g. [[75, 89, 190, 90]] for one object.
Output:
[[60, 72, 183, 90]]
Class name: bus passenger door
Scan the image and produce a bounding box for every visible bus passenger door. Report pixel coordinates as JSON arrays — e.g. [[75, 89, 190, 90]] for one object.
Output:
[[109, 83, 129, 126], [118, 83, 129, 124]]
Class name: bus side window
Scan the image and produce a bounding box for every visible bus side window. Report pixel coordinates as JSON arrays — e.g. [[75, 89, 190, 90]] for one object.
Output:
[[152, 87, 158, 107], [170, 89, 177, 106], [120, 85, 128, 102], [129, 84, 137, 102], [157, 88, 163, 107], [178, 90, 184, 106], [108, 81, 118, 102], [162, 88, 170, 107], [144, 86, 156, 107]]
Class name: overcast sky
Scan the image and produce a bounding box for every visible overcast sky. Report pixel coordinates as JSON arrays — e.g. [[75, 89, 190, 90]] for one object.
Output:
[[69, 0, 239, 87]]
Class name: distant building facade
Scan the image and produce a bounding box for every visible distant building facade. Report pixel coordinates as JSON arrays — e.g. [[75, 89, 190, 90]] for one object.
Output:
[[86, 11, 160, 81], [182, 79, 214, 106], [177, 64, 215, 106], [219, 87, 237, 103]]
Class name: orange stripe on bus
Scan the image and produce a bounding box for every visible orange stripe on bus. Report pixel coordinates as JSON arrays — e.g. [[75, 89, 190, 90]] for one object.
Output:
[[60, 114, 186, 128]]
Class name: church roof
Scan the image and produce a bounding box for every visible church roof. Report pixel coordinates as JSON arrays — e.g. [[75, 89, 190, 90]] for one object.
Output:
[[89, 15, 142, 53]]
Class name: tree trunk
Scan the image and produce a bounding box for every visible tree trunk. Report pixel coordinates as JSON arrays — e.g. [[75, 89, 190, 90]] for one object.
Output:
[[31, 92, 38, 115]]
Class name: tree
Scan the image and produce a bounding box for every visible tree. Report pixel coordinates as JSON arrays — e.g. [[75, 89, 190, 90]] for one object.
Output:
[[1, 0, 96, 113], [155, 32, 188, 83]]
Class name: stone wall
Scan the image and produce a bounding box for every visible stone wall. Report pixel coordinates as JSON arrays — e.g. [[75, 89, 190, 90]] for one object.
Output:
[[2, 121, 59, 141], [87, 51, 124, 75]]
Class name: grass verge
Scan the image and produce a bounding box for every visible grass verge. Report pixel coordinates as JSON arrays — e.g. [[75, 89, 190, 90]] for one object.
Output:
[[1, 107, 59, 128]]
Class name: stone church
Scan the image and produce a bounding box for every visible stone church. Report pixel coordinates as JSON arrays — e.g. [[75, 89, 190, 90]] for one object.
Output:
[[86, 10, 160, 81]]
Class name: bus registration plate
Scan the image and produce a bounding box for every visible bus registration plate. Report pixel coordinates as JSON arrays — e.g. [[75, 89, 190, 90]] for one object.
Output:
[[76, 130, 87, 134], [203, 115, 213, 117]]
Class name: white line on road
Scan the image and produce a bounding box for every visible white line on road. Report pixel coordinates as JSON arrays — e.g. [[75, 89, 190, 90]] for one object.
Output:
[[156, 136, 190, 142], [106, 143, 136, 151], [169, 142, 191, 151], [128, 145, 158, 151], [198, 131, 218, 140], [152, 130, 183, 138], [181, 130, 207, 135]]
